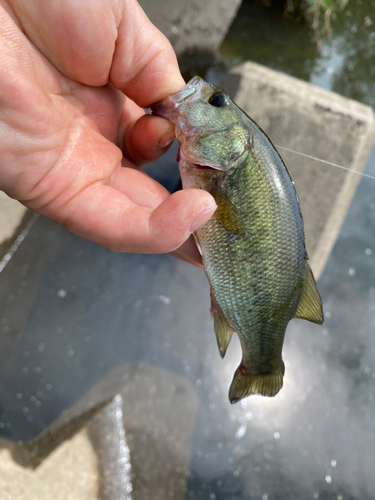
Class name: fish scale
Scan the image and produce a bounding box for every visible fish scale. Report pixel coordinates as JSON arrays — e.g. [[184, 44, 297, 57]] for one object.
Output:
[[151, 76, 324, 403]]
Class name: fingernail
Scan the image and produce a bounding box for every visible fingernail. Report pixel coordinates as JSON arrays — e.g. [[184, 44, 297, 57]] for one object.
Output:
[[157, 132, 175, 149], [189, 203, 217, 233], [157, 121, 175, 149]]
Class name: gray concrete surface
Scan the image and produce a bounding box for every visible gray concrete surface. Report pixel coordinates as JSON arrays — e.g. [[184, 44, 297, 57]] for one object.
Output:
[[222, 61, 375, 279], [138, 0, 242, 72]]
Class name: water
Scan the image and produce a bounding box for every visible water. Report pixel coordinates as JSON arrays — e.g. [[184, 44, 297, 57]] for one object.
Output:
[[221, 0, 375, 110]]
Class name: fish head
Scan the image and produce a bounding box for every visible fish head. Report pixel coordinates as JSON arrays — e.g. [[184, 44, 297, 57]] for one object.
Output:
[[151, 76, 249, 171]]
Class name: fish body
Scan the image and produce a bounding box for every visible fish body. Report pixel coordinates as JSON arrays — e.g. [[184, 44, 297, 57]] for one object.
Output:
[[151, 77, 323, 403]]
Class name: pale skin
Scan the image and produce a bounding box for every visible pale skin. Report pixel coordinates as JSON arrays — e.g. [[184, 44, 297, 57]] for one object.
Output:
[[0, 0, 217, 265]]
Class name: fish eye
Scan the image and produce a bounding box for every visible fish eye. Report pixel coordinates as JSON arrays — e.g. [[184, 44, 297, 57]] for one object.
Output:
[[208, 92, 228, 107]]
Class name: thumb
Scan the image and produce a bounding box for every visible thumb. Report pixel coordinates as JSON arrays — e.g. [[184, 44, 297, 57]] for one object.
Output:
[[148, 189, 217, 253], [110, 0, 185, 106]]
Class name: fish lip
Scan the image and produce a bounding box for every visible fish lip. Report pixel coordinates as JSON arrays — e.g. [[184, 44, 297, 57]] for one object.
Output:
[[170, 76, 205, 104], [151, 76, 208, 121], [150, 77, 201, 120], [150, 96, 176, 121], [172, 87, 196, 104]]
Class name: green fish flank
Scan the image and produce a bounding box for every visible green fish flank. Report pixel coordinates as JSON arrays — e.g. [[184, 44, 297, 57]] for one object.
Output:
[[151, 76, 324, 404]]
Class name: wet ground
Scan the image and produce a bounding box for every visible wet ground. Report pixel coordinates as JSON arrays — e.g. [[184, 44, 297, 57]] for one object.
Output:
[[1, 0, 375, 499]]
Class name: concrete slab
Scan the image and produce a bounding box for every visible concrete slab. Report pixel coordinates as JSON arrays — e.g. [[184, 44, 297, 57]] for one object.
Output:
[[138, 0, 242, 71], [222, 61, 375, 279]]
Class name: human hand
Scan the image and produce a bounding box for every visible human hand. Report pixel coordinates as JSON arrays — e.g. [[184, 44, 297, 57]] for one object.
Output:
[[0, 0, 216, 265]]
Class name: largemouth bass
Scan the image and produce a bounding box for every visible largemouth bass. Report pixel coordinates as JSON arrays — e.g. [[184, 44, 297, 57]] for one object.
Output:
[[151, 76, 323, 404]]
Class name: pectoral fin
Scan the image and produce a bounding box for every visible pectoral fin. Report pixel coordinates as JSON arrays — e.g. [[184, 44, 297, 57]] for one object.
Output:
[[210, 291, 234, 358], [294, 264, 324, 325], [204, 179, 246, 236]]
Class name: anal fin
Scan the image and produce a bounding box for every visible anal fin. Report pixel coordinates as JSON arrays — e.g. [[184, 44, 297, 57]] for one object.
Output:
[[229, 363, 285, 404], [294, 264, 324, 325], [210, 292, 234, 358]]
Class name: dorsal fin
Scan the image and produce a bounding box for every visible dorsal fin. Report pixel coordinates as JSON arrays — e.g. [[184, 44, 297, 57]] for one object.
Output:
[[294, 264, 324, 325]]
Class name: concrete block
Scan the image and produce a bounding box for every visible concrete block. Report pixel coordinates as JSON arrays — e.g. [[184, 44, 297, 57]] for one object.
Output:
[[0, 431, 99, 500], [0, 192, 30, 259], [138, 0, 242, 71], [222, 61, 375, 279], [0, 364, 197, 500]]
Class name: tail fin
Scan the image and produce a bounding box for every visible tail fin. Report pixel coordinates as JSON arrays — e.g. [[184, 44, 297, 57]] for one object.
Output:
[[229, 363, 285, 404]]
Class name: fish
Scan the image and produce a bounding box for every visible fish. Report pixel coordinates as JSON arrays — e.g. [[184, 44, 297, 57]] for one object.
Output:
[[151, 76, 324, 404]]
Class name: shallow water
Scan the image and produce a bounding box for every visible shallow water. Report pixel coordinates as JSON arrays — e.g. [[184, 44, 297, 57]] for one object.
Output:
[[221, 0, 375, 109]]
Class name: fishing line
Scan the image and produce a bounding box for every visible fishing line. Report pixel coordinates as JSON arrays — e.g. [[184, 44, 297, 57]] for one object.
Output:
[[275, 145, 375, 181]]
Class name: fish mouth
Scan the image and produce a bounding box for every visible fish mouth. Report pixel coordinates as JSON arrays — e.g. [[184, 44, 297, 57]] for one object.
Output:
[[150, 96, 176, 121], [150, 77, 203, 120], [171, 76, 203, 103], [172, 86, 196, 104]]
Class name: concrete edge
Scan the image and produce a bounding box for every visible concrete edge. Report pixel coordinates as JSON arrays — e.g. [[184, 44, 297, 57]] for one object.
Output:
[[312, 118, 375, 279], [234, 61, 375, 124], [229, 61, 375, 280]]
